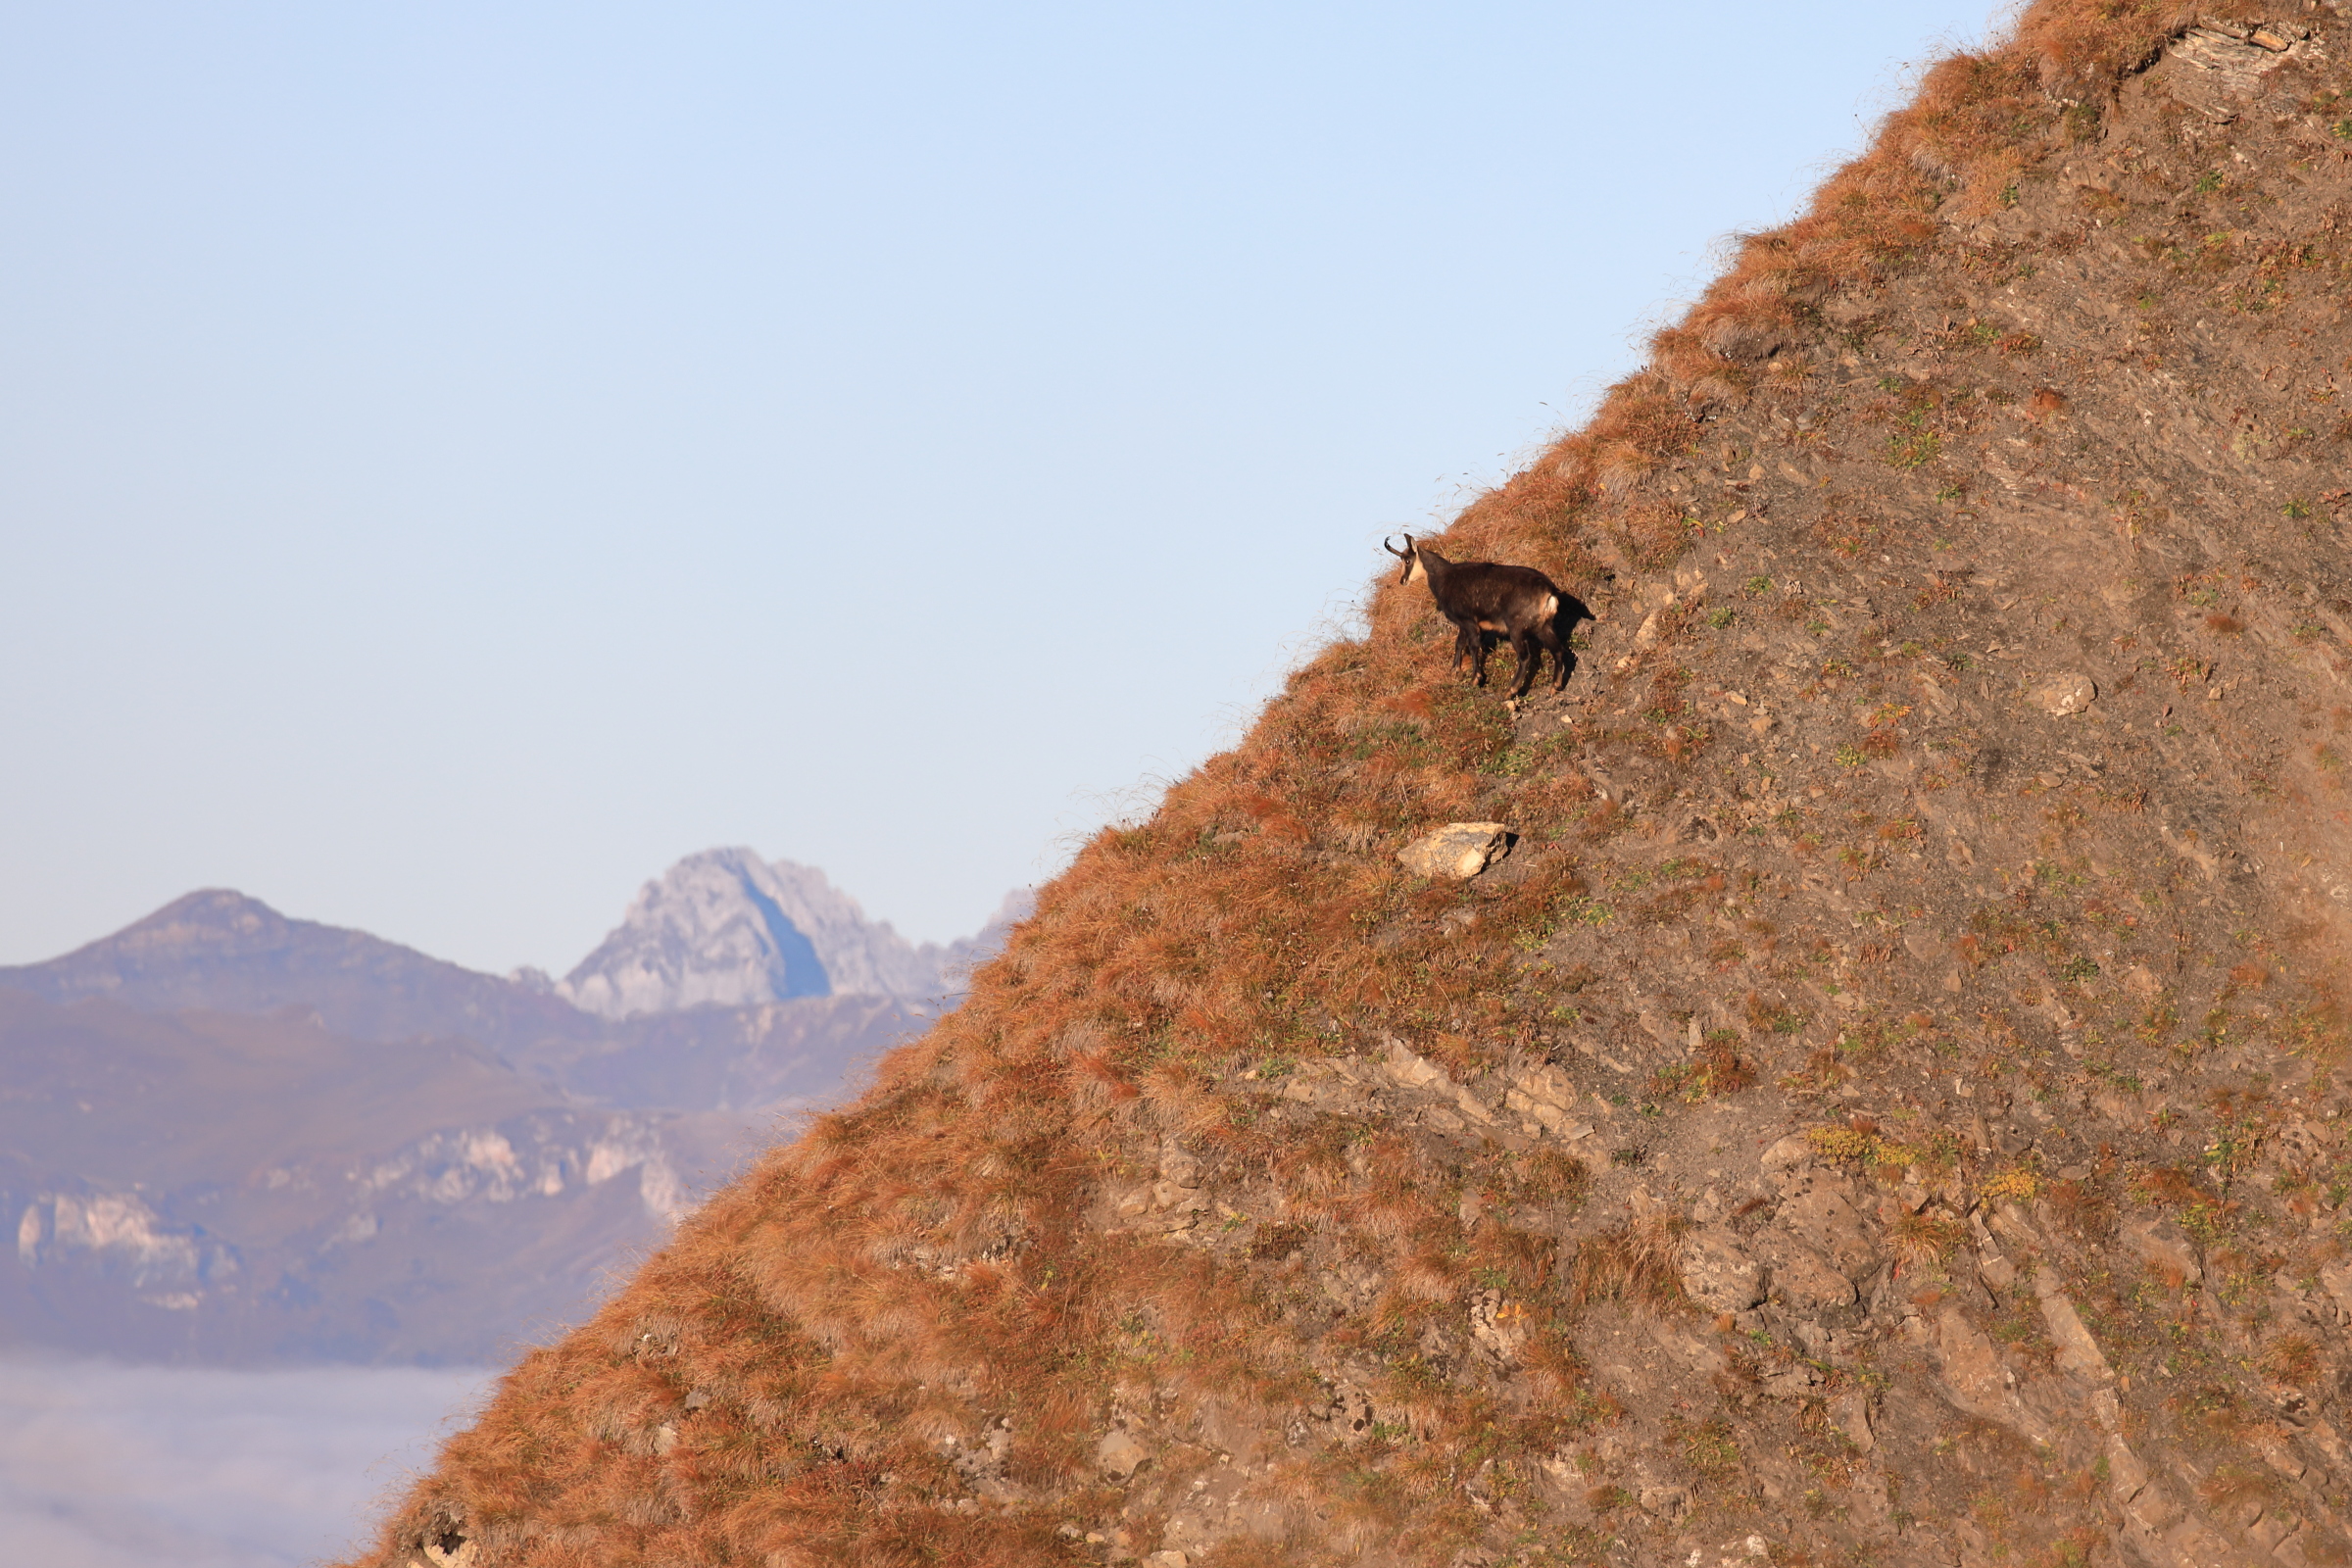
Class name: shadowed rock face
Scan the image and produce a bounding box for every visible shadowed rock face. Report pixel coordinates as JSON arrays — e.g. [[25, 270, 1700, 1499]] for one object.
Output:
[[346, 9, 2352, 1567]]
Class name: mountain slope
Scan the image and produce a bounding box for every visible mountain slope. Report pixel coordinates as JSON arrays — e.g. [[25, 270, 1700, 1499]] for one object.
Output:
[[350, 7, 2352, 1566]]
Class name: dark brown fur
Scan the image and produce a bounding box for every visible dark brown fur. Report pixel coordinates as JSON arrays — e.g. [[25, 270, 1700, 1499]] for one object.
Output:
[[1385, 534, 1579, 699]]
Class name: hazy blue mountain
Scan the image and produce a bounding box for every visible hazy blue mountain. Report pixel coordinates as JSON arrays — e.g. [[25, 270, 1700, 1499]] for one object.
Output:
[[0, 858, 1024, 1363], [0, 889, 605, 1062], [0, 884, 959, 1112], [0, 990, 763, 1363]]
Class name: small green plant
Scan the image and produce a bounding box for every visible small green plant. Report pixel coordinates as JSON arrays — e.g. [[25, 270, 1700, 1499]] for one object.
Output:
[[2283, 499, 2312, 518], [1705, 607, 1736, 628], [1680, 1418, 1742, 1477], [2194, 169, 2225, 193], [1834, 745, 1867, 768], [1744, 575, 1775, 596], [1886, 415, 1941, 469]]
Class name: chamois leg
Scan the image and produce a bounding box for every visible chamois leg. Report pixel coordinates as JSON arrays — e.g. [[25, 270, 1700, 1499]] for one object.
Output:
[[1448, 620, 1478, 676], [1506, 629, 1542, 700], [1534, 619, 1571, 691], [1461, 621, 1492, 686]]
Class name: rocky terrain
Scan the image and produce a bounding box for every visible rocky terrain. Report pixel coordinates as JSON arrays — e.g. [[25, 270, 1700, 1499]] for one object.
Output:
[[0, 862, 1019, 1362], [352, 6, 2352, 1566]]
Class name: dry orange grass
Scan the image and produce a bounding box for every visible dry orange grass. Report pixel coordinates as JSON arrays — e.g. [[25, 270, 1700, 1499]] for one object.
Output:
[[1568, 1212, 1690, 1312]]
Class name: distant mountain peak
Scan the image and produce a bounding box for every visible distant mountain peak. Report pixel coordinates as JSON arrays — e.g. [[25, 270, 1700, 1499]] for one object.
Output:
[[93, 888, 290, 950], [556, 849, 1015, 1018], [0, 888, 596, 1050]]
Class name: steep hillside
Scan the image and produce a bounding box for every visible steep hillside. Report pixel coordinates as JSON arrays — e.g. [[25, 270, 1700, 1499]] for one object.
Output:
[[352, 6, 2352, 1566]]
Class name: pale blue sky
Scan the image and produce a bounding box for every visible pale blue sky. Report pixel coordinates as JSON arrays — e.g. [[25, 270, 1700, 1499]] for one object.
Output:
[[2, 2, 2002, 972]]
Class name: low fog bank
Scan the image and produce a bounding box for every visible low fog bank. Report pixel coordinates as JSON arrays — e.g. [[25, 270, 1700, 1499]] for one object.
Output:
[[0, 1355, 499, 1568]]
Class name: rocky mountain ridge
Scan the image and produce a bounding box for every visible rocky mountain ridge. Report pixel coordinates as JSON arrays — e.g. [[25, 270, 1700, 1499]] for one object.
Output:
[[352, 7, 2352, 1567], [556, 849, 1029, 1018]]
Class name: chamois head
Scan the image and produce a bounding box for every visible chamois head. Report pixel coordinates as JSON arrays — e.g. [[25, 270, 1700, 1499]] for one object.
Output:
[[1382, 534, 1428, 585]]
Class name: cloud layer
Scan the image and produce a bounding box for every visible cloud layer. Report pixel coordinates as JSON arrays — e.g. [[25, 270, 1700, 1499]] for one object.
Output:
[[0, 1355, 497, 1568]]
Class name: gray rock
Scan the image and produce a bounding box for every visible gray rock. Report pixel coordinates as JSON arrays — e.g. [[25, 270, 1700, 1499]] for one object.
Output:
[[1096, 1429, 1148, 1479], [1638, 1482, 1692, 1521], [2036, 672, 2097, 716], [2122, 1216, 2201, 1288], [1768, 1246, 1858, 1309], [1779, 1179, 1879, 1283], [1676, 1225, 1766, 1314], [1828, 1389, 1875, 1451], [1396, 823, 1513, 881]]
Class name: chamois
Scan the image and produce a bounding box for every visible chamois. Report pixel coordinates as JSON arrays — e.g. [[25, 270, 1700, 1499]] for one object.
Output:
[[1384, 534, 1578, 700]]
